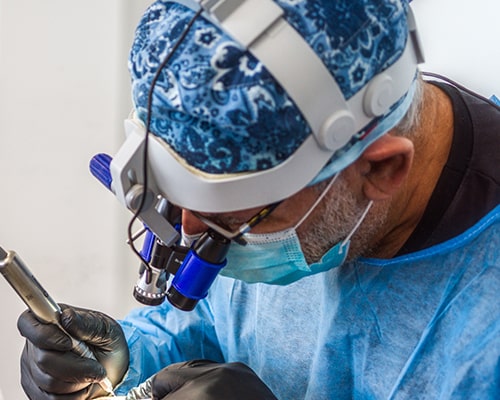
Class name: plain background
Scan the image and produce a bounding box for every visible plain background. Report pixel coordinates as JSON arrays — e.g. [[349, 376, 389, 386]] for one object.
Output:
[[0, 0, 499, 398]]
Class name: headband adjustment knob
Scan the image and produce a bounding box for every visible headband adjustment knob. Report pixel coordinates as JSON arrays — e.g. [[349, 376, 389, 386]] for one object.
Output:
[[317, 110, 355, 151]]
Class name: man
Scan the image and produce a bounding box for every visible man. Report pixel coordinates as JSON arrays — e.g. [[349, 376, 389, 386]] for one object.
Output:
[[17, 0, 500, 399]]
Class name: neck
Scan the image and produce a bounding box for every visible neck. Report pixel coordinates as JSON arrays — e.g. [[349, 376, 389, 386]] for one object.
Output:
[[370, 82, 454, 258]]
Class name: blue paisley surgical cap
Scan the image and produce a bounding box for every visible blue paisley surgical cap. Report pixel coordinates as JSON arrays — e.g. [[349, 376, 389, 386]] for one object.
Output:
[[129, 0, 412, 180]]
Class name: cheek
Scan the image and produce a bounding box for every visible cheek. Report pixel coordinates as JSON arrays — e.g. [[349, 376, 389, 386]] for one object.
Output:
[[297, 176, 362, 237], [252, 193, 320, 233], [181, 211, 209, 235]]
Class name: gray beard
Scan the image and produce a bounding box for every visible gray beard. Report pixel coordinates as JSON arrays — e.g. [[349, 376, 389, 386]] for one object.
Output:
[[298, 174, 388, 263]]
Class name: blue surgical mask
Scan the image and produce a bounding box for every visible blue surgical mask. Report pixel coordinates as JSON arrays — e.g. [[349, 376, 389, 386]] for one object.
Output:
[[220, 175, 373, 285], [221, 228, 351, 285]]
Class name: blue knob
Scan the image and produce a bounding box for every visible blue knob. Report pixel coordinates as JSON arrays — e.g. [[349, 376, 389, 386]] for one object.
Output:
[[89, 153, 113, 190]]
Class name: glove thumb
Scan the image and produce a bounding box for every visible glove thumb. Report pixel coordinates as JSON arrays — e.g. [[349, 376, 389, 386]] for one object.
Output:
[[60, 304, 112, 346], [59, 304, 129, 387]]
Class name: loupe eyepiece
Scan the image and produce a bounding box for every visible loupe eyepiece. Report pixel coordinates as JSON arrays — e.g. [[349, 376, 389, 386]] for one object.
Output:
[[133, 229, 189, 306], [133, 262, 168, 306], [167, 229, 230, 311]]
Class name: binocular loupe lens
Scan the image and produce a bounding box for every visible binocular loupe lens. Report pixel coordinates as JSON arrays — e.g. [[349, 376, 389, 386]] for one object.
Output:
[[133, 263, 168, 306], [167, 229, 231, 311], [133, 234, 188, 306]]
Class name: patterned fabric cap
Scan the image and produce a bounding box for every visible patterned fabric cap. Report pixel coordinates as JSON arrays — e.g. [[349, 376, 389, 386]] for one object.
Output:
[[129, 0, 411, 178]]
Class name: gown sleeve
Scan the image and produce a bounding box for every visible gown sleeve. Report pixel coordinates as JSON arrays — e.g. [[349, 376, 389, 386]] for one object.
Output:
[[114, 298, 225, 394]]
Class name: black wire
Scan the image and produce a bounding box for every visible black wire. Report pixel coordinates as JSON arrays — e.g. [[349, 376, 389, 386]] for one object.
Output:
[[124, 21, 500, 265], [422, 71, 500, 111], [127, 7, 204, 266]]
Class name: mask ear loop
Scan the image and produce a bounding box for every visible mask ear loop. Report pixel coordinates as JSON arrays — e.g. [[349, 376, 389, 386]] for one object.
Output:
[[293, 173, 340, 230], [292, 171, 373, 254], [340, 200, 373, 251]]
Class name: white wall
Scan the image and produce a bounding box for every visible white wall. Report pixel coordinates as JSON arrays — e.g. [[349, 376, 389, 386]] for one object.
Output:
[[0, 1, 150, 398], [0, 0, 498, 398], [412, 0, 500, 97]]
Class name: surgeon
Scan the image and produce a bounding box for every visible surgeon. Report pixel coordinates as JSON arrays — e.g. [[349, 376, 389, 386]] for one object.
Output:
[[17, 0, 500, 399]]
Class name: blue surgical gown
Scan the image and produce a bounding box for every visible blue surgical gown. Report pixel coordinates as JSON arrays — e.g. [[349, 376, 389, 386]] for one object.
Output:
[[117, 205, 500, 399]]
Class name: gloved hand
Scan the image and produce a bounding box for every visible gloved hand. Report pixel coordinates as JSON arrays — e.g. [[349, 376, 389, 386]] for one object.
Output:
[[150, 360, 278, 400], [17, 304, 129, 400]]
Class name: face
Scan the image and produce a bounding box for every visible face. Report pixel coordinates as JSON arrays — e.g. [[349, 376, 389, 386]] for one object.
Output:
[[182, 170, 388, 263], [181, 184, 323, 237], [296, 173, 388, 262]]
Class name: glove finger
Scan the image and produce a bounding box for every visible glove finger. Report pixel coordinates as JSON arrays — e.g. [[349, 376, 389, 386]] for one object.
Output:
[[17, 309, 72, 351], [21, 345, 94, 400], [151, 362, 191, 396], [27, 362, 93, 396], [152, 360, 218, 398], [59, 305, 129, 389], [60, 305, 120, 349], [178, 359, 216, 369], [23, 339, 106, 386], [154, 362, 278, 400]]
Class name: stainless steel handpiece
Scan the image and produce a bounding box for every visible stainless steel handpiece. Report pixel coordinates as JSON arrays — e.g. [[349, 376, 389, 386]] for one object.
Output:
[[0, 246, 61, 323], [0, 246, 115, 396]]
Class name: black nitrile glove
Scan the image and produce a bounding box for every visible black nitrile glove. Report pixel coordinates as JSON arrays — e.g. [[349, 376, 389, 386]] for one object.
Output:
[[17, 304, 129, 400], [151, 360, 278, 400]]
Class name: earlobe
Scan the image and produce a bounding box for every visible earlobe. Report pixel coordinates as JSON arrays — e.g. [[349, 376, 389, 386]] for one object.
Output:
[[360, 134, 414, 201]]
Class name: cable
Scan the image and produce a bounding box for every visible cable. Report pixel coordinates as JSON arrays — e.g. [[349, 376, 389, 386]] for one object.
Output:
[[126, 6, 204, 266], [422, 71, 500, 111]]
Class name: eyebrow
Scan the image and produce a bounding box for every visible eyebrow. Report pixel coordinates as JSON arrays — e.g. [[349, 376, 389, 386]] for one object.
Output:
[[193, 201, 283, 236], [205, 214, 244, 230]]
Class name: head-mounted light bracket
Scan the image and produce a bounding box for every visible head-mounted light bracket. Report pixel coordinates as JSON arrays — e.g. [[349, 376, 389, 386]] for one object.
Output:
[[107, 0, 424, 213]]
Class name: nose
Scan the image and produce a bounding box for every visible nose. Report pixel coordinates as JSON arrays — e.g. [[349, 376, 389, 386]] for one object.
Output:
[[182, 210, 210, 235]]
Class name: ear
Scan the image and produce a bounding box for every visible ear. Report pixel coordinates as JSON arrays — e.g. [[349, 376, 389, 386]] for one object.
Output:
[[358, 134, 414, 201]]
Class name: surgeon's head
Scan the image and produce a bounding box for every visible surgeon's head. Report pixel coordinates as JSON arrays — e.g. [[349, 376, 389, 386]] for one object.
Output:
[[127, 0, 424, 277]]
